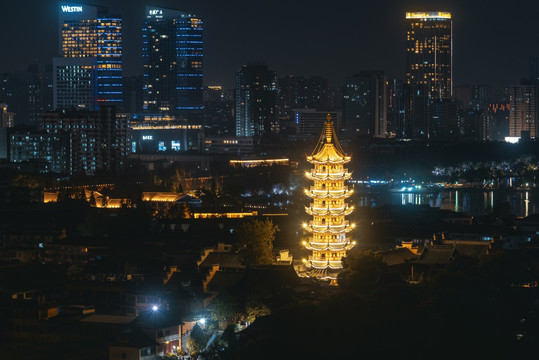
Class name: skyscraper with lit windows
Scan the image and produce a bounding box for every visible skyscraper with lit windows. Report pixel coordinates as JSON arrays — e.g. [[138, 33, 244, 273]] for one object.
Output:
[[405, 12, 452, 138], [342, 71, 387, 138], [509, 84, 537, 138], [235, 64, 277, 137], [142, 6, 203, 120], [54, 2, 123, 110]]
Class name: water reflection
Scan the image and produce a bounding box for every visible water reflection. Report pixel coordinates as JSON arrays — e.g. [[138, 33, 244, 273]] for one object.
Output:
[[358, 189, 539, 218]]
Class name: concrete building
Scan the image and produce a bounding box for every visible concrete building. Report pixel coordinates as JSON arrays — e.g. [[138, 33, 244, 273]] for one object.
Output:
[[235, 64, 277, 137], [342, 71, 387, 137], [509, 84, 537, 138]]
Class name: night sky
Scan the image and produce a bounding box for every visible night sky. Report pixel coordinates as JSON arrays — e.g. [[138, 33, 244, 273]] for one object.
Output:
[[1, 0, 538, 89]]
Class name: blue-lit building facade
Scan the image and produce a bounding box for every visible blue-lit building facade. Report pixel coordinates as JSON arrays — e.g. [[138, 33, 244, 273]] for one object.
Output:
[[54, 2, 123, 110], [40, 106, 130, 175], [142, 7, 203, 121], [10, 131, 71, 174], [130, 114, 203, 153]]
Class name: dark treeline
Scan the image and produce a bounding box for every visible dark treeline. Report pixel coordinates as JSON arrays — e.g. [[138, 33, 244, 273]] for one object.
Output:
[[211, 249, 538, 360]]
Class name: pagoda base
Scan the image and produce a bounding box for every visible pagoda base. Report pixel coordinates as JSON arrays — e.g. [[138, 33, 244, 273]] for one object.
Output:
[[294, 262, 343, 283]]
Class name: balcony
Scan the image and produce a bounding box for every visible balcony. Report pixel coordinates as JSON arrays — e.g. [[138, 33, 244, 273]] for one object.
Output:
[[305, 221, 355, 234], [308, 257, 344, 269], [304, 187, 353, 199], [305, 204, 354, 216], [304, 242, 350, 251], [305, 170, 352, 181]]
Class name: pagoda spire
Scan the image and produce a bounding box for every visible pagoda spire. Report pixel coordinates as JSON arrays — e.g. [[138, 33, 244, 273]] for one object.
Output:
[[325, 113, 333, 143]]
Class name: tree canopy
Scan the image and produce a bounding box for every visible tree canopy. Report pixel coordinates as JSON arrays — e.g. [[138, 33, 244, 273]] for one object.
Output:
[[235, 219, 279, 265]]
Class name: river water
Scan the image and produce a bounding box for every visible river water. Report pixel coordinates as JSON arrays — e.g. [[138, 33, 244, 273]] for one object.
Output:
[[355, 188, 539, 218]]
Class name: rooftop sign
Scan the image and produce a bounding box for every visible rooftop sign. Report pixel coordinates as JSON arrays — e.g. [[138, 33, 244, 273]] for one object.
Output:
[[61, 5, 83, 13], [406, 12, 451, 19]]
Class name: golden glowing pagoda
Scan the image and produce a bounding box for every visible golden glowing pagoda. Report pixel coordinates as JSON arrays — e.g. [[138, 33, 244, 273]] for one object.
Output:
[[299, 114, 355, 283]]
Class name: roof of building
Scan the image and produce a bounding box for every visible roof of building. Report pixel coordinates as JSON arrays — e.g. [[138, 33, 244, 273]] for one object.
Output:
[[308, 115, 349, 163], [110, 329, 158, 349], [198, 252, 245, 270], [142, 192, 187, 202], [453, 244, 490, 257], [81, 314, 135, 324], [415, 245, 456, 265], [206, 271, 245, 293], [378, 247, 420, 266]]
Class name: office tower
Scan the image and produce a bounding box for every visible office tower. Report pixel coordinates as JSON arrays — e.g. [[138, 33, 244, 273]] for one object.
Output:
[[293, 109, 341, 139], [342, 71, 387, 138], [485, 103, 509, 141], [0, 104, 15, 128], [471, 85, 490, 111], [299, 114, 355, 285], [0, 73, 26, 125], [235, 64, 277, 137], [10, 131, 71, 174], [0, 127, 7, 159], [203, 86, 235, 136], [41, 106, 130, 175], [27, 64, 43, 128], [430, 99, 459, 138], [42, 64, 55, 112], [54, 2, 122, 110], [278, 76, 330, 119], [142, 7, 203, 120], [405, 12, 452, 137], [123, 75, 144, 114], [387, 78, 405, 138], [508, 84, 537, 138]]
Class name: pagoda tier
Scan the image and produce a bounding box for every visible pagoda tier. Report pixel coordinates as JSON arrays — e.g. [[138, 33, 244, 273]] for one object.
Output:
[[296, 114, 356, 283], [304, 204, 355, 216], [305, 170, 352, 181], [304, 188, 354, 198]]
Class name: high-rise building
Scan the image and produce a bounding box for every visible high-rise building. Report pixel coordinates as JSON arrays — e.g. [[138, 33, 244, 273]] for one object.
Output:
[[0, 104, 15, 128], [405, 12, 452, 138], [429, 99, 459, 138], [342, 71, 387, 138], [299, 114, 355, 284], [485, 103, 510, 141], [277, 76, 330, 119], [41, 106, 130, 175], [54, 2, 123, 110], [203, 86, 235, 136], [0, 73, 26, 125], [123, 75, 144, 114], [387, 78, 405, 138], [10, 131, 71, 174], [293, 109, 341, 139], [508, 84, 537, 138], [235, 64, 277, 137], [142, 6, 203, 120], [27, 64, 44, 128]]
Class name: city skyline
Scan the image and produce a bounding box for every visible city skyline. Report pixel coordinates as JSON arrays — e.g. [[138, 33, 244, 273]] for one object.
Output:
[[1, 0, 538, 89]]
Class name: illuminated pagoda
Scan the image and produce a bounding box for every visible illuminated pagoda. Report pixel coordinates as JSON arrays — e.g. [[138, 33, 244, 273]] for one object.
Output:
[[299, 114, 355, 283]]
